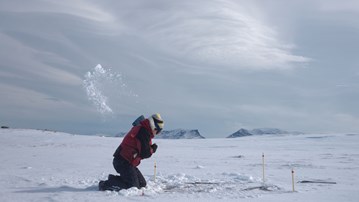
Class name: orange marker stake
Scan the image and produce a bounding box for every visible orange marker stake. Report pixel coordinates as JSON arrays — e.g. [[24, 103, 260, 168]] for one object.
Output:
[[154, 161, 157, 182]]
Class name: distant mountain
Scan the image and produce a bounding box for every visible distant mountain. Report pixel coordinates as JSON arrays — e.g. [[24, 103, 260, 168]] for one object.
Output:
[[227, 129, 252, 138], [114, 129, 205, 139], [250, 128, 289, 135], [157, 129, 205, 139], [227, 128, 298, 138], [114, 132, 127, 137]]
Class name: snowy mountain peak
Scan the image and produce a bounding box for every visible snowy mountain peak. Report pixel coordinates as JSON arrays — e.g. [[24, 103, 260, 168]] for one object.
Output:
[[157, 129, 205, 139], [114, 129, 205, 139], [250, 128, 289, 135], [227, 129, 252, 138], [227, 128, 295, 138]]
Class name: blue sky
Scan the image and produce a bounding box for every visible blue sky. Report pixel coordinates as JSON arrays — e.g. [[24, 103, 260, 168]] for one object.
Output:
[[1, 0, 358, 137]]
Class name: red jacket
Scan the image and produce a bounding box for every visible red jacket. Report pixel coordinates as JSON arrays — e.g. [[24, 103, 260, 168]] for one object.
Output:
[[113, 119, 155, 166]]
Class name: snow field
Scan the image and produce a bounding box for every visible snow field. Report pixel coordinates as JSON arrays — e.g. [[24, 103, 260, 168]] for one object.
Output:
[[1, 129, 359, 201]]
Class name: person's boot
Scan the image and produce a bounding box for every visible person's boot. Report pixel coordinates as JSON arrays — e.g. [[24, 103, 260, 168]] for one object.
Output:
[[98, 180, 106, 191], [108, 174, 122, 181]]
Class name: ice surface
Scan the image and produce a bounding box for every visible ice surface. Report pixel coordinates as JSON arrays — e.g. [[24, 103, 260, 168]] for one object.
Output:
[[1, 129, 359, 201]]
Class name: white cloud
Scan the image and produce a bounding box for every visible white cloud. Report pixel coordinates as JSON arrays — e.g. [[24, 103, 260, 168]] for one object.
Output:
[[1, 0, 310, 71], [235, 104, 307, 118], [0, 0, 114, 23], [107, 0, 310, 70], [0, 33, 82, 86], [1, 0, 357, 136], [314, 0, 359, 29], [0, 84, 90, 120], [334, 113, 359, 129], [318, 0, 359, 12]]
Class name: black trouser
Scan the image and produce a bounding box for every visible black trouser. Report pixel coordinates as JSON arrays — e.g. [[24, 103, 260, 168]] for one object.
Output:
[[112, 156, 147, 189]]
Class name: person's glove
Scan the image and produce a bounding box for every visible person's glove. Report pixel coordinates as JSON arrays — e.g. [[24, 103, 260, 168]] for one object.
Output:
[[151, 144, 158, 153]]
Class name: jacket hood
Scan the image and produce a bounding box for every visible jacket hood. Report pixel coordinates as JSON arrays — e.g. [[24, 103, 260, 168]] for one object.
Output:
[[140, 119, 155, 138]]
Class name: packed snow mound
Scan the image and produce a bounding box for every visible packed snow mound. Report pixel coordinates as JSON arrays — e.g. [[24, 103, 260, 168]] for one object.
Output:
[[157, 129, 205, 139], [227, 128, 297, 138]]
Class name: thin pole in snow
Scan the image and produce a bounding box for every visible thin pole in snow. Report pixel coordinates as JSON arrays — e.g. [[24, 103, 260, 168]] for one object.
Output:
[[262, 153, 265, 184], [154, 160, 157, 182], [292, 169, 295, 192]]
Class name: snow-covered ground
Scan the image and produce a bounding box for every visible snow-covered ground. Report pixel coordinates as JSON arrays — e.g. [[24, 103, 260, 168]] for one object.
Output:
[[1, 129, 358, 201]]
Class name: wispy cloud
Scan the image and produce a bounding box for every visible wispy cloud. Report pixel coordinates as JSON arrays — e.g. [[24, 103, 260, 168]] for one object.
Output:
[[318, 0, 359, 12], [0, 33, 82, 86], [1, 0, 357, 136], [1, 0, 310, 71], [0, 0, 114, 23], [0, 83, 90, 120], [235, 104, 307, 118], [104, 0, 310, 70], [334, 113, 359, 129]]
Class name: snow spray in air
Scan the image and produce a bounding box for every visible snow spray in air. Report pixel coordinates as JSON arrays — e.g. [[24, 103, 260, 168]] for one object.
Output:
[[83, 64, 138, 116]]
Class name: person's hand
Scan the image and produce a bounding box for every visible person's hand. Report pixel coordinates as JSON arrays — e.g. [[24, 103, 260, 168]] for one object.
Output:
[[151, 144, 158, 153]]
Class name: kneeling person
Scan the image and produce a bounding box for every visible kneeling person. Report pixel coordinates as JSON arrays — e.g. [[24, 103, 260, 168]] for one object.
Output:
[[99, 113, 164, 191]]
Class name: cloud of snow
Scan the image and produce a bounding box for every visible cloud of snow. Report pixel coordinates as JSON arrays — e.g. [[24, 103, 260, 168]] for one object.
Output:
[[83, 64, 139, 116], [83, 65, 113, 115]]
